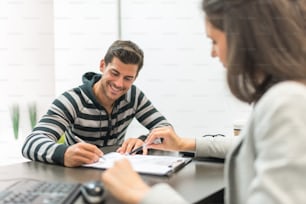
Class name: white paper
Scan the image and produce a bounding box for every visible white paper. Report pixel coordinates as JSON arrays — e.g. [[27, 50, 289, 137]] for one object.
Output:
[[83, 152, 191, 176]]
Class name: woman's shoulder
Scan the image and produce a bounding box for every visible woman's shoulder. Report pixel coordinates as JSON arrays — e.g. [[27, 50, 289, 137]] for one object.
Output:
[[269, 81, 306, 94], [255, 81, 306, 113]]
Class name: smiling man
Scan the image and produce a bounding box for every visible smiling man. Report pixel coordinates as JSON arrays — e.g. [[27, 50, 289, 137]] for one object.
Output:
[[22, 40, 171, 167]]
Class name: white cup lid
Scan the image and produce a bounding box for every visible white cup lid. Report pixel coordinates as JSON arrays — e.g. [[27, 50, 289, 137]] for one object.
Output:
[[233, 120, 245, 130]]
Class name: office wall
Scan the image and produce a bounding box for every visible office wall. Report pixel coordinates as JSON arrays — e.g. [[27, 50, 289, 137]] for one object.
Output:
[[0, 0, 54, 139], [1, 0, 251, 141], [53, 0, 118, 94], [121, 0, 251, 137]]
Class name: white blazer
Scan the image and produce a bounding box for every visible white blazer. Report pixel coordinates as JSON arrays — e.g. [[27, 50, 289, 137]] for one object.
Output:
[[141, 81, 306, 204], [225, 81, 306, 204]]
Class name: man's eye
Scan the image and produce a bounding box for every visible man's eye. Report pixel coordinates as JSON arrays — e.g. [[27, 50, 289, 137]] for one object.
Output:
[[125, 77, 133, 82], [112, 72, 119, 76]]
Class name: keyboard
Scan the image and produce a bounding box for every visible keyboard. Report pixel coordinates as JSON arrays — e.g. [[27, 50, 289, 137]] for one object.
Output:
[[0, 179, 80, 204]]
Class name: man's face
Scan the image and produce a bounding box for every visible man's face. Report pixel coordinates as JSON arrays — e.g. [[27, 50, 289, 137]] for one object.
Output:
[[205, 19, 227, 68], [100, 57, 138, 103]]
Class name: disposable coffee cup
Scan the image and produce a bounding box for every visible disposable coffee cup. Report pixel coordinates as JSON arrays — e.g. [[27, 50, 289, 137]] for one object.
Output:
[[233, 120, 245, 136]]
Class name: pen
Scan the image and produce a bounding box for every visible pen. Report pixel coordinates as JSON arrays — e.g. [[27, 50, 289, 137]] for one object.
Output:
[[74, 136, 105, 160], [128, 138, 162, 155], [75, 136, 86, 143], [128, 144, 147, 155]]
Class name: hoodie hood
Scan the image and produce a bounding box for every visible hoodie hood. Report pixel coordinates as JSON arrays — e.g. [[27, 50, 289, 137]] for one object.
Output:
[[79, 72, 103, 109], [82, 72, 101, 85]]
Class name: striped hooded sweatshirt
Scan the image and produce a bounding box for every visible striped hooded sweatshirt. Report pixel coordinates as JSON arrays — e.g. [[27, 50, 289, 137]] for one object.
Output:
[[22, 72, 171, 165]]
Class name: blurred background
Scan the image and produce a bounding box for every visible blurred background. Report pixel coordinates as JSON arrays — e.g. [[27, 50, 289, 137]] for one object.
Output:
[[0, 0, 251, 142]]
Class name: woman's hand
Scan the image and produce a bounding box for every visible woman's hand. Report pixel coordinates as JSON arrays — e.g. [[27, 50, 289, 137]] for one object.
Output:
[[101, 158, 150, 204], [146, 127, 195, 152], [116, 138, 148, 155]]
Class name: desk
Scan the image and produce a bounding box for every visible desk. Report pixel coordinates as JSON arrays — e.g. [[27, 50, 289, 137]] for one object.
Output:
[[0, 146, 224, 203]]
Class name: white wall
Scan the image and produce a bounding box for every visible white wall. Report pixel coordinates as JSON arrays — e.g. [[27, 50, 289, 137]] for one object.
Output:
[[54, 0, 118, 95], [1, 0, 251, 141], [121, 0, 251, 137], [0, 0, 55, 140]]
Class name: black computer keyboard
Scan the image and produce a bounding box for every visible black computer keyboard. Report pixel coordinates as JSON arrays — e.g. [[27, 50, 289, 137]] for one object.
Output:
[[0, 179, 80, 204]]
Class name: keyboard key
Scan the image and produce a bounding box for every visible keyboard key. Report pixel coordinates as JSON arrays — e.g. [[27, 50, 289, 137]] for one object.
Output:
[[0, 180, 80, 204]]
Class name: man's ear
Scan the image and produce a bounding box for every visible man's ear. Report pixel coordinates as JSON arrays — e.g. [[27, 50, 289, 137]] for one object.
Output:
[[100, 59, 105, 73]]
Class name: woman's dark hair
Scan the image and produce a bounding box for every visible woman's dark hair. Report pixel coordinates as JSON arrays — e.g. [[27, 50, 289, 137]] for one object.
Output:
[[202, 0, 306, 103], [104, 40, 144, 76]]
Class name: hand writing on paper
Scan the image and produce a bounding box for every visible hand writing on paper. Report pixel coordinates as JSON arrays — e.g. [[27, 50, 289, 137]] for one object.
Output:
[[64, 142, 103, 167]]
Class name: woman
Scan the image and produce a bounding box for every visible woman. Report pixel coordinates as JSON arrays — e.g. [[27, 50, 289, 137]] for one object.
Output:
[[101, 0, 306, 203]]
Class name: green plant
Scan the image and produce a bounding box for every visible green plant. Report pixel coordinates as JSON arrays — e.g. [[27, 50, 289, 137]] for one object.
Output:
[[10, 104, 20, 140], [28, 102, 37, 130]]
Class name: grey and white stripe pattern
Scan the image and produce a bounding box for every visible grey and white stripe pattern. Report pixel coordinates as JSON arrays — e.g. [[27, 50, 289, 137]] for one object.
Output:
[[22, 83, 170, 165]]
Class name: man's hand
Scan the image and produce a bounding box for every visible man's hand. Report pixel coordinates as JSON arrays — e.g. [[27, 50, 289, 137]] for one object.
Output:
[[64, 143, 103, 167], [116, 138, 148, 155]]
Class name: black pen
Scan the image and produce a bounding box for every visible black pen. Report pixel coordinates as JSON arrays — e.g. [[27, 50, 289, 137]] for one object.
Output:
[[128, 144, 147, 155], [128, 138, 162, 155]]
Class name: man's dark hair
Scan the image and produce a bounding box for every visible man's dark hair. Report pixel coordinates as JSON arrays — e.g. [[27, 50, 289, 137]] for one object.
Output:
[[104, 40, 144, 76]]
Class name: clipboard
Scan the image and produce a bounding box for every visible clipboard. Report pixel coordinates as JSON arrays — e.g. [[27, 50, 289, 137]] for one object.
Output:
[[82, 152, 192, 176]]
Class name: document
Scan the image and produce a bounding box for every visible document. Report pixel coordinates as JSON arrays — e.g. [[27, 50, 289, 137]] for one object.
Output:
[[82, 152, 192, 176]]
